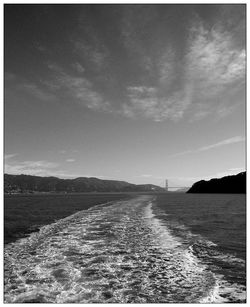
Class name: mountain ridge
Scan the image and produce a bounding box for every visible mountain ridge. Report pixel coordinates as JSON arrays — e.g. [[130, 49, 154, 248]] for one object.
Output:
[[4, 173, 165, 193]]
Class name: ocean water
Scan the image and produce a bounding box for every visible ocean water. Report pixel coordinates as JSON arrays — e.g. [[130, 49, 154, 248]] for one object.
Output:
[[4, 194, 246, 303]]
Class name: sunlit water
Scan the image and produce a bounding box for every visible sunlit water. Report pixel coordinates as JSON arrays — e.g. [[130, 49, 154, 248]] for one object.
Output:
[[4, 195, 246, 303]]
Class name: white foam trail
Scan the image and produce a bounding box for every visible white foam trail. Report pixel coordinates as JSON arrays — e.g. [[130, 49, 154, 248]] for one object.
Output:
[[200, 277, 246, 303], [144, 202, 246, 304], [143, 202, 181, 249], [4, 195, 245, 303]]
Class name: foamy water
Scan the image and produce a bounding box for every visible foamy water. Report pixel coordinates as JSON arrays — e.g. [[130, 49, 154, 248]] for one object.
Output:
[[4, 195, 246, 303]]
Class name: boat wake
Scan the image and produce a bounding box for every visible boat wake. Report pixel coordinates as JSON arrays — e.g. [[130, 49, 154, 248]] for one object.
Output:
[[4, 195, 246, 303]]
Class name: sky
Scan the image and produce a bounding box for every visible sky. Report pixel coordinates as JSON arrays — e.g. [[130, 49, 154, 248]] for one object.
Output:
[[4, 4, 246, 188]]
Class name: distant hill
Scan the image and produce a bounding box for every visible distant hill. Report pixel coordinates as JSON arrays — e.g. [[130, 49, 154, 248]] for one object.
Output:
[[187, 172, 246, 194], [4, 174, 165, 193]]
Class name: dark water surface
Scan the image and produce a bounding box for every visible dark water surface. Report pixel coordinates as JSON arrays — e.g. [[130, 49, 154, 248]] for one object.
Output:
[[4, 193, 130, 244], [4, 194, 246, 303]]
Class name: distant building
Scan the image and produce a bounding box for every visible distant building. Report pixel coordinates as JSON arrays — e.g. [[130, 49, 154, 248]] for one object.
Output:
[[165, 180, 168, 191]]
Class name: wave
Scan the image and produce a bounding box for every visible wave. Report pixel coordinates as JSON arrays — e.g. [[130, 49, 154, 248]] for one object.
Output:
[[4, 195, 245, 303], [151, 203, 246, 303]]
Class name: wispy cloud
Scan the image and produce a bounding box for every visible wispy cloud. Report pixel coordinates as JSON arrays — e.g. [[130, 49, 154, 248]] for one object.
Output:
[[171, 136, 245, 157], [5, 159, 59, 176], [120, 5, 158, 74], [140, 174, 152, 178], [72, 62, 85, 73], [198, 136, 245, 151], [19, 82, 56, 102], [168, 167, 246, 186], [73, 10, 110, 71], [184, 18, 245, 119], [7, 7, 244, 123], [228, 167, 246, 172], [119, 15, 245, 122], [4, 156, 107, 179], [66, 159, 75, 163], [121, 85, 190, 121], [157, 48, 179, 88], [5, 72, 16, 81], [4, 153, 18, 160], [6, 72, 57, 102], [47, 63, 111, 112], [186, 22, 245, 87], [59, 149, 79, 154], [74, 40, 108, 71], [34, 42, 47, 53]]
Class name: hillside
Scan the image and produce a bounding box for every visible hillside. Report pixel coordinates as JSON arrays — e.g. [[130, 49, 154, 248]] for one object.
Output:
[[187, 172, 246, 194], [4, 174, 165, 193]]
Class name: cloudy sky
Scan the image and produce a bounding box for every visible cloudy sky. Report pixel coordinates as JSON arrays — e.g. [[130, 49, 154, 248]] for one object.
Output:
[[4, 4, 246, 187]]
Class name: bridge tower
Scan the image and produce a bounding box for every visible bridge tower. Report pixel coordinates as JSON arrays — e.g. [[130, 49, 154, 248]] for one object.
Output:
[[165, 179, 168, 192]]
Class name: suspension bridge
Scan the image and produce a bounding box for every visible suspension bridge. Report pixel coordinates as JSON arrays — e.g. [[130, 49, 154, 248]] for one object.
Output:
[[162, 180, 190, 191]]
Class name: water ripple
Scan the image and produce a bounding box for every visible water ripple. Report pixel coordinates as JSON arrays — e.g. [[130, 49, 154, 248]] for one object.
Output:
[[4, 195, 245, 303]]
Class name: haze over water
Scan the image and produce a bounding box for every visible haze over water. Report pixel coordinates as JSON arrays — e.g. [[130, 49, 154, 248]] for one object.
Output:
[[4, 194, 246, 303]]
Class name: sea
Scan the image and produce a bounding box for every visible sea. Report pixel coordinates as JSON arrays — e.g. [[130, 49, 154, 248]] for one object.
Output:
[[4, 193, 246, 303]]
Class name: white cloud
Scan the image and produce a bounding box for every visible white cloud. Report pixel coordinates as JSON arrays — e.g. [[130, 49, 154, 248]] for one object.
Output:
[[34, 42, 47, 53], [121, 19, 245, 123], [47, 64, 111, 112], [72, 62, 85, 73], [5, 160, 59, 176], [121, 85, 190, 122], [118, 16, 245, 123], [59, 149, 79, 154], [171, 136, 245, 157], [13, 12, 243, 124], [186, 22, 245, 89], [73, 40, 108, 71], [19, 82, 56, 102], [74, 9, 110, 71], [66, 159, 75, 163], [5, 72, 16, 81], [184, 20, 245, 119], [4, 158, 106, 179], [4, 154, 18, 160], [158, 48, 178, 88], [199, 136, 245, 151], [7, 63, 112, 114], [228, 167, 246, 172], [121, 6, 154, 73], [6, 72, 58, 104], [140, 174, 152, 178], [47, 62, 63, 73]]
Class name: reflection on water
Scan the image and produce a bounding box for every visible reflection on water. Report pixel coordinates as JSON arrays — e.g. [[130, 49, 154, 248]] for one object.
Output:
[[4, 196, 245, 303]]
